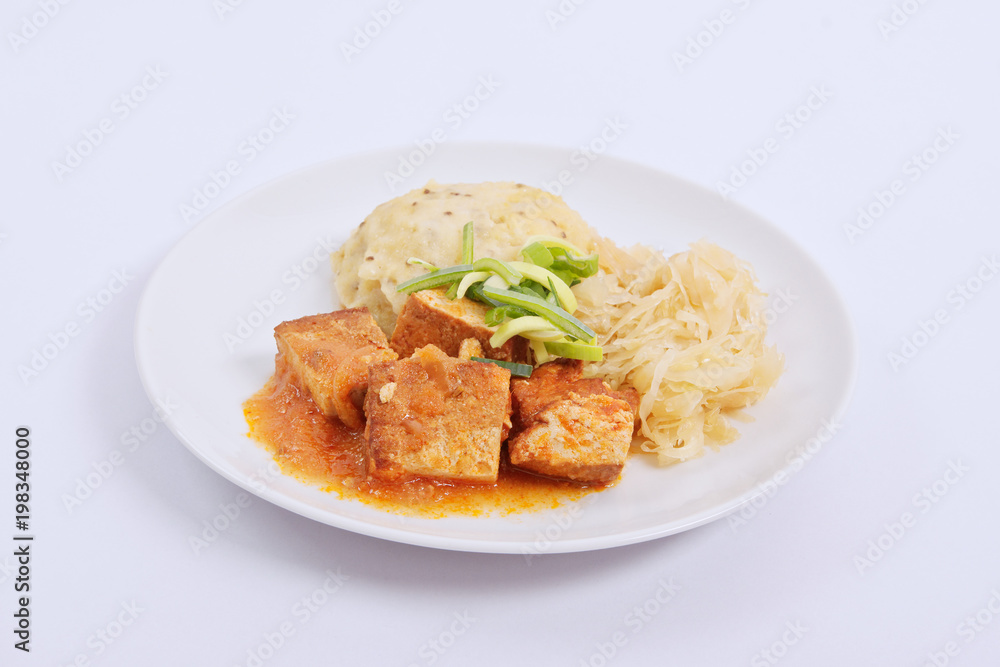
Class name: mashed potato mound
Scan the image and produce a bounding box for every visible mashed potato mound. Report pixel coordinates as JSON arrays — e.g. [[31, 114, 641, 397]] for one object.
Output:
[[331, 181, 598, 333]]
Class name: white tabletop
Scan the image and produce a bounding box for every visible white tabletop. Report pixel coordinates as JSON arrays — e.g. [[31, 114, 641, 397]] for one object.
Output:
[[4, 1, 999, 665]]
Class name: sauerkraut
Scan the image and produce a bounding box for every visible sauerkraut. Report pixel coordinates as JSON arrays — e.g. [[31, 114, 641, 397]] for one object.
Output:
[[575, 238, 784, 465]]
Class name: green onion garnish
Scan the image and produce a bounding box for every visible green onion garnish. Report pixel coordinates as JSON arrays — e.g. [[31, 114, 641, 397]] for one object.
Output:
[[472, 257, 523, 286], [397, 264, 474, 294], [462, 221, 474, 264], [509, 261, 577, 313], [484, 304, 531, 326], [470, 356, 533, 378], [520, 242, 554, 268], [543, 339, 604, 361], [489, 316, 560, 348], [481, 285, 596, 344]]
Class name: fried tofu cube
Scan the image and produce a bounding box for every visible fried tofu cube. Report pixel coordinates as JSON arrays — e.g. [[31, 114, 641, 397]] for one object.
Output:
[[274, 308, 397, 428], [390, 288, 531, 364], [507, 359, 640, 484], [363, 345, 512, 483], [508, 393, 635, 484]]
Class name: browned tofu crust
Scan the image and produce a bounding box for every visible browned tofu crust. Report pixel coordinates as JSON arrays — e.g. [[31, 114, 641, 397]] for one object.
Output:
[[390, 288, 531, 363], [364, 345, 512, 484], [507, 359, 640, 484], [274, 308, 396, 427], [510, 359, 639, 432], [508, 393, 635, 484]]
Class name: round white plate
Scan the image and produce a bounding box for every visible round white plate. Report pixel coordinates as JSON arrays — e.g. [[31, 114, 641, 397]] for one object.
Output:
[[134, 143, 856, 554]]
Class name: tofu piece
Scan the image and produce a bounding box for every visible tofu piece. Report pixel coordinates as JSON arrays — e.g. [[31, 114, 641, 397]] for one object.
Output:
[[457, 337, 483, 360], [508, 393, 635, 484], [390, 288, 531, 364], [274, 308, 397, 427], [363, 345, 512, 483], [510, 359, 639, 431], [507, 359, 640, 484]]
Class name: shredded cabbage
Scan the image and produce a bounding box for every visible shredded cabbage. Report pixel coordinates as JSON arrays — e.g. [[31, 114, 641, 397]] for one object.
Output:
[[575, 238, 784, 465]]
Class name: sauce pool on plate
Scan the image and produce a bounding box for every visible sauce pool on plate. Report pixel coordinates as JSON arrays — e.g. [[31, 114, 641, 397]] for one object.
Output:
[[243, 356, 606, 518]]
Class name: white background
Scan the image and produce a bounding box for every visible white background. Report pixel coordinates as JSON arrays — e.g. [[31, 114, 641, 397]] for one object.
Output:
[[3, 1, 1000, 665]]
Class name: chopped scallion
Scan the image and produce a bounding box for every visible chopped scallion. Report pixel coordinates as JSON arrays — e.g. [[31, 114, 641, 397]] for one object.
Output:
[[470, 356, 533, 378], [462, 221, 474, 264], [396, 264, 474, 294], [543, 339, 604, 361], [481, 285, 596, 344]]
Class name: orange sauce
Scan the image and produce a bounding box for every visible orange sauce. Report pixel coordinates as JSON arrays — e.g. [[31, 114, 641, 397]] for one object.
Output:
[[243, 357, 606, 518]]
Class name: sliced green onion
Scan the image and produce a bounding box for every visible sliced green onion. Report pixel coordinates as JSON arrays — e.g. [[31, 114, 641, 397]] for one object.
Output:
[[470, 357, 533, 378], [547, 277, 563, 310], [544, 339, 604, 361], [530, 339, 552, 364], [465, 283, 501, 308], [484, 304, 531, 326], [396, 264, 474, 294], [550, 250, 599, 279], [508, 261, 578, 313], [481, 285, 596, 343], [472, 257, 523, 285], [522, 235, 586, 257], [456, 271, 491, 299], [510, 282, 547, 300], [521, 328, 566, 342], [406, 257, 439, 271], [490, 316, 560, 348], [520, 242, 554, 268], [462, 221, 474, 264], [483, 274, 509, 290]]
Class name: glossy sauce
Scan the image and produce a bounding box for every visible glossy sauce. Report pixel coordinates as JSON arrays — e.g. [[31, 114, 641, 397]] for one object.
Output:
[[243, 356, 605, 518]]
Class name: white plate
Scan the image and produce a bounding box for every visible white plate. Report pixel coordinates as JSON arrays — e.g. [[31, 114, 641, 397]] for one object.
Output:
[[134, 143, 856, 554]]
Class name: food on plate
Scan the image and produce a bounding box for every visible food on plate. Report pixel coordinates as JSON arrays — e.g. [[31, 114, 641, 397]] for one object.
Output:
[[364, 344, 512, 484], [245, 180, 783, 515], [331, 180, 597, 333], [274, 309, 397, 429], [575, 239, 784, 464], [508, 359, 639, 484], [390, 287, 531, 363]]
